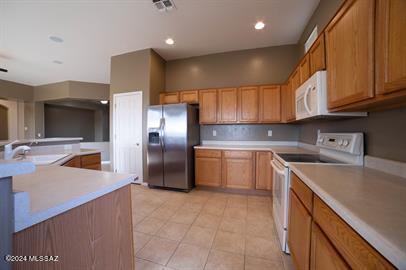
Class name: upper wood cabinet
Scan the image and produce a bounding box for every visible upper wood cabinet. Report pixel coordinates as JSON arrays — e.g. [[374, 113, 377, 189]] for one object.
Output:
[[309, 33, 326, 76], [376, 0, 406, 95], [259, 85, 281, 123], [195, 149, 222, 187], [311, 223, 350, 270], [199, 89, 218, 124], [286, 69, 300, 121], [218, 88, 238, 123], [180, 90, 199, 104], [288, 190, 312, 270], [160, 92, 180, 104], [222, 150, 254, 189], [255, 151, 272, 190], [238, 86, 259, 123], [299, 54, 311, 84], [325, 0, 375, 109]]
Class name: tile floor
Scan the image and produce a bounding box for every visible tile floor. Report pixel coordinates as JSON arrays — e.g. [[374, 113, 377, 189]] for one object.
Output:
[[131, 184, 295, 270]]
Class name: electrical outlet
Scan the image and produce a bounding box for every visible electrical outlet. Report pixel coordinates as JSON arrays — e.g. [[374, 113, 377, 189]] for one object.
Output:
[[268, 130, 273, 137], [212, 130, 217, 137]]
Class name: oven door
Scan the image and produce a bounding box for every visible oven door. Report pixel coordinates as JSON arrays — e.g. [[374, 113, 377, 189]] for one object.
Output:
[[271, 158, 289, 253]]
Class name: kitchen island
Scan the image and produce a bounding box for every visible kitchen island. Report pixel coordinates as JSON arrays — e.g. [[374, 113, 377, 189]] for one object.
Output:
[[5, 161, 135, 270]]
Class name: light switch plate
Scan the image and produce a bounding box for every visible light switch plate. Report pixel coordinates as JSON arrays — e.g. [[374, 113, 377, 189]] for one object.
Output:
[[268, 130, 273, 137], [213, 130, 217, 137]]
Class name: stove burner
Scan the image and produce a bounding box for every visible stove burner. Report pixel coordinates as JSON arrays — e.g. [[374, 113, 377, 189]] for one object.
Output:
[[276, 153, 342, 164]]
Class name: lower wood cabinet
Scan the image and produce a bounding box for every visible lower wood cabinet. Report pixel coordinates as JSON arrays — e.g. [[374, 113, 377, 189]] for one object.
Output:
[[311, 222, 350, 270], [195, 149, 222, 187], [288, 190, 312, 270], [222, 150, 254, 189], [255, 151, 272, 190], [288, 173, 395, 270], [63, 153, 101, 170]]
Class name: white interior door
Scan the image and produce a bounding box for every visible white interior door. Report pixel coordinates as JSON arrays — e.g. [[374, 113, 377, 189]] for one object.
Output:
[[113, 91, 143, 181]]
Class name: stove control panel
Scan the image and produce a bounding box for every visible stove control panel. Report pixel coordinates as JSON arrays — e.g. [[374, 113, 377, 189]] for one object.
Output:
[[317, 133, 363, 155]]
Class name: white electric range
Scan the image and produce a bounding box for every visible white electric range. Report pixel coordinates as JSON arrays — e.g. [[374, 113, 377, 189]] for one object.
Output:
[[271, 133, 364, 253]]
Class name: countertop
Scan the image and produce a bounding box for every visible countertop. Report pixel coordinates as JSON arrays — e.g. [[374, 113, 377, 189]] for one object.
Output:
[[0, 137, 83, 146], [13, 166, 135, 232], [49, 148, 102, 166], [290, 163, 406, 269], [0, 160, 36, 178], [194, 144, 316, 154]]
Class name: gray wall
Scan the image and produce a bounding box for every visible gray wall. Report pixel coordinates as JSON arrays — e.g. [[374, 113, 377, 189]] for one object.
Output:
[[0, 79, 33, 101], [44, 104, 95, 142], [201, 124, 299, 142], [165, 45, 300, 91], [299, 107, 406, 162]]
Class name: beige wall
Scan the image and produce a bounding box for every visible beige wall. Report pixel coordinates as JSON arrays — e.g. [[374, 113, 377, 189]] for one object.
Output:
[[0, 79, 33, 101], [297, 0, 344, 56], [165, 45, 300, 91], [34, 81, 109, 101], [110, 48, 165, 180], [34, 81, 70, 101]]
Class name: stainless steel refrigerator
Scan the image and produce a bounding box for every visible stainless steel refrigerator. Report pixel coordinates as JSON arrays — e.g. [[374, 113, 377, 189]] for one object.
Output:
[[147, 103, 200, 190]]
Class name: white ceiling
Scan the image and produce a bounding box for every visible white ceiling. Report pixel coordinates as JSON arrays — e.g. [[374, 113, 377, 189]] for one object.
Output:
[[0, 0, 319, 86]]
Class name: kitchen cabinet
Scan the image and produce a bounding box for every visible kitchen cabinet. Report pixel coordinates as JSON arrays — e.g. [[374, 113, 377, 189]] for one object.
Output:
[[160, 92, 180, 104], [195, 149, 222, 187], [310, 223, 349, 270], [222, 150, 254, 189], [288, 173, 395, 270], [180, 90, 199, 104], [309, 33, 326, 76], [376, 0, 406, 95], [199, 89, 218, 124], [288, 190, 312, 270], [325, 0, 375, 109], [259, 85, 281, 123], [284, 70, 299, 122], [218, 88, 238, 123], [63, 153, 101, 170], [255, 151, 272, 190], [238, 86, 259, 123], [299, 54, 311, 84]]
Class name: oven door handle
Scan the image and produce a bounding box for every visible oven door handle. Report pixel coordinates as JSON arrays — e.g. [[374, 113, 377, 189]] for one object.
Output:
[[271, 160, 286, 175]]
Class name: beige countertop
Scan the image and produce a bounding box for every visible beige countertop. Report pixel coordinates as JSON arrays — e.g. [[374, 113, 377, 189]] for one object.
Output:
[[289, 163, 406, 269], [13, 165, 135, 232], [194, 144, 316, 154]]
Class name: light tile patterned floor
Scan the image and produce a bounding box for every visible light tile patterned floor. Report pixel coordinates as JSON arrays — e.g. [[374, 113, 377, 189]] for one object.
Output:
[[131, 184, 295, 270]]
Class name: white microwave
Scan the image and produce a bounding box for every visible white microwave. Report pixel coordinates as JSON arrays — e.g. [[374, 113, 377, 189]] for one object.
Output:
[[295, 71, 367, 120]]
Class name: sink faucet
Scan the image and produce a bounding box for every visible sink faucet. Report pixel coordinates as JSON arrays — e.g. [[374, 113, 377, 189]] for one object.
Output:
[[3, 141, 31, 160]]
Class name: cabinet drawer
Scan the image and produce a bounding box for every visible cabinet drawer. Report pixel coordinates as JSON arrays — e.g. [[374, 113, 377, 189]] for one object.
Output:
[[223, 150, 253, 159], [81, 153, 101, 167], [313, 196, 395, 270], [291, 173, 313, 212], [195, 149, 221, 158]]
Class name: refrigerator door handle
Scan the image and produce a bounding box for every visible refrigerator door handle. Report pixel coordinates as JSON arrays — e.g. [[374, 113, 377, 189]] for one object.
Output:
[[159, 118, 166, 152]]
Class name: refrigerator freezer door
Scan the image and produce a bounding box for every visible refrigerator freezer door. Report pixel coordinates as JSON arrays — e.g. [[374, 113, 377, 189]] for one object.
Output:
[[147, 105, 164, 187], [163, 104, 188, 189]]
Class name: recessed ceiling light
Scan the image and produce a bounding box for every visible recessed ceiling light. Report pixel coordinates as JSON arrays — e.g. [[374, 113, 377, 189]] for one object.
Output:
[[49, 35, 64, 43], [100, 100, 108, 104], [165, 38, 175, 45], [255, 21, 265, 30], [53, 60, 63, 64]]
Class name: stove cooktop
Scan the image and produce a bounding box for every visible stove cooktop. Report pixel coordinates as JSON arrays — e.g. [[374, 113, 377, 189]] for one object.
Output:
[[276, 153, 342, 164]]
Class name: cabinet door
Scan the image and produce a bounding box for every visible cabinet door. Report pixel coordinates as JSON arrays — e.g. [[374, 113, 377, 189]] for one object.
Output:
[[325, 0, 375, 109], [259, 85, 281, 123], [63, 156, 81, 168], [281, 83, 289, 122], [311, 223, 350, 270], [288, 69, 300, 121], [199, 89, 218, 124], [159, 92, 179, 104], [299, 54, 311, 84], [195, 157, 222, 187], [222, 151, 254, 189], [238, 86, 259, 123], [376, 0, 406, 95], [180, 90, 199, 104], [255, 151, 272, 190], [309, 33, 326, 75], [288, 190, 312, 270], [218, 88, 238, 123]]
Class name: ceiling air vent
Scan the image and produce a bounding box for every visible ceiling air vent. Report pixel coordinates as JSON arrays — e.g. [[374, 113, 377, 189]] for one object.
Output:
[[152, 0, 176, 12]]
